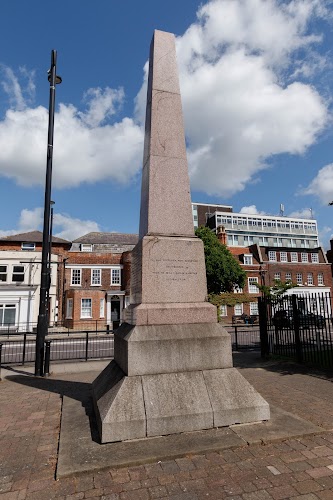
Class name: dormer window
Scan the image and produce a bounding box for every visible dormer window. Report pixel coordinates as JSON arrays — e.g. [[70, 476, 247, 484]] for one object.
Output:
[[81, 244, 92, 252], [243, 254, 253, 265], [21, 242, 35, 251]]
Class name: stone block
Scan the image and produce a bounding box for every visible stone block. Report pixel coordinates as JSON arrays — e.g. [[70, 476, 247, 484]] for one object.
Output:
[[114, 323, 233, 375], [142, 371, 213, 437], [124, 302, 217, 326], [203, 368, 270, 427], [130, 235, 208, 306], [92, 361, 146, 443]]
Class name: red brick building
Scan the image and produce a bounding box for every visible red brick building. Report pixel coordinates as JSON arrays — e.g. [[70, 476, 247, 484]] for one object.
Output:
[[63, 232, 138, 329]]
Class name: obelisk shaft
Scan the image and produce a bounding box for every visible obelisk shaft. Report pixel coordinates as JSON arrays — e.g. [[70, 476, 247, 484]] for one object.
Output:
[[139, 30, 194, 239]]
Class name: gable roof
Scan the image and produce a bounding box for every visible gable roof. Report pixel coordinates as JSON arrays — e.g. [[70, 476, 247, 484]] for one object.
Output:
[[0, 231, 70, 244], [73, 232, 139, 245]]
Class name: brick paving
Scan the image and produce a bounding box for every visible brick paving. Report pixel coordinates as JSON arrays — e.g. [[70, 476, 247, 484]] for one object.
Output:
[[0, 352, 333, 499]]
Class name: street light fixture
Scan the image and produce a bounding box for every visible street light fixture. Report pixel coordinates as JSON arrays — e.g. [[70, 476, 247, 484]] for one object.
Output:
[[35, 50, 62, 377]]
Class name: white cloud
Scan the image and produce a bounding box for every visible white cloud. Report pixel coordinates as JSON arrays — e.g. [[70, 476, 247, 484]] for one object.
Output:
[[53, 213, 100, 240], [175, 0, 329, 197], [239, 205, 266, 215], [288, 207, 314, 218], [0, 208, 101, 241], [0, 0, 330, 196], [303, 164, 333, 204]]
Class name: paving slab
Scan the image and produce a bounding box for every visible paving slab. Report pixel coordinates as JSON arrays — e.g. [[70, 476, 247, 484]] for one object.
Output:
[[57, 393, 325, 479]]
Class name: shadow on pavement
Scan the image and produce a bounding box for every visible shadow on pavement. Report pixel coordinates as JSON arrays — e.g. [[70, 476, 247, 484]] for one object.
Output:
[[6, 374, 100, 443], [233, 350, 333, 382]]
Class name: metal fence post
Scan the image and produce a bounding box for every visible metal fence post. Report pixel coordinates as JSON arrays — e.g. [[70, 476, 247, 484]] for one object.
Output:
[[22, 333, 27, 366], [85, 331, 89, 361], [234, 326, 238, 351], [292, 294, 303, 363], [258, 297, 269, 358], [44, 340, 52, 376], [0, 343, 2, 381]]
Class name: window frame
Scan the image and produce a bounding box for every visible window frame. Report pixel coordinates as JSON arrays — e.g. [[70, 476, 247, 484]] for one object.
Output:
[[81, 244, 92, 252], [66, 298, 73, 319], [268, 251, 276, 262], [21, 242, 35, 251], [71, 269, 82, 286], [280, 252, 287, 262], [248, 277, 259, 294], [81, 298, 92, 318], [243, 254, 253, 265], [234, 303, 243, 316], [318, 273, 324, 286], [12, 265, 24, 283], [301, 253, 308, 263], [250, 301, 259, 315], [291, 252, 298, 263], [311, 253, 319, 263], [296, 273, 303, 285], [91, 268, 101, 286], [111, 268, 121, 286], [307, 273, 313, 286], [0, 265, 7, 282], [0, 303, 16, 326]]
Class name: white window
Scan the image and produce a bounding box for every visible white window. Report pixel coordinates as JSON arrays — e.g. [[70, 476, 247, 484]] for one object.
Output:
[[91, 269, 101, 286], [311, 253, 319, 263], [268, 251, 276, 261], [301, 253, 308, 263], [307, 273, 313, 285], [234, 303, 243, 316], [296, 273, 303, 285], [248, 277, 259, 293], [71, 269, 81, 286], [244, 255, 253, 265], [0, 265, 7, 282], [100, 298, 105, 318], [0, 304, 16, 326], [219, 305, 227, 317], [66, 298, 73, 319], [21, 242, 35, 251], [233, 285, 243, 293], [81, 244, 92, 252], [81, 298, 92, 318], [318, 273, 324, 286], [250, 302, 259, 315], [285, 272, 292, 282], [111, 268, 121, 285], [291, 252, 298, 262], [274, 273, 281, 281], [280, 252, 287, 262], [12, 265, 24, 282]]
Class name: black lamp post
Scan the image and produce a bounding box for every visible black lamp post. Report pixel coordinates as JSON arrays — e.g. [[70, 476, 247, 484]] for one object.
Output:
[[35, 50, 62, 377]]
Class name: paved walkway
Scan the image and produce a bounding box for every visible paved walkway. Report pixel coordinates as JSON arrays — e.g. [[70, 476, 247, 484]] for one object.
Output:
[[1, 352, 333, 499]]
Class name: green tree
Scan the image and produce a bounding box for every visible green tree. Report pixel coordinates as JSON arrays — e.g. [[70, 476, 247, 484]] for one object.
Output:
[[255, 279, 297, 298], [195, 226, 246, 294]]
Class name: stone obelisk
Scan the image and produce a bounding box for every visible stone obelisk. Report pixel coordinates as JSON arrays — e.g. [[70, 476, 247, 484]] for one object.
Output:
[[92, 30, 269, 444]]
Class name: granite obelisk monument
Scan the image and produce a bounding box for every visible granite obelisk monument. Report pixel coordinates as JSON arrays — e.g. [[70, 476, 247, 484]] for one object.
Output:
[[93, 30, 269, 443]]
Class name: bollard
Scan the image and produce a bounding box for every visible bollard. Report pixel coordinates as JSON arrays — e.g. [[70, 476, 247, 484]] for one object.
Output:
[[44, 340, 52, 376]]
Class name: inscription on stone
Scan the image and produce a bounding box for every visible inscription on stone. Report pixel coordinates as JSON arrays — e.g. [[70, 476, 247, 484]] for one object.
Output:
[[151, 258, 198, 282]]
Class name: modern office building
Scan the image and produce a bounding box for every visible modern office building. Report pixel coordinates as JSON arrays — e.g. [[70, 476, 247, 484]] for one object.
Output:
[[193, 203, 332, 323]]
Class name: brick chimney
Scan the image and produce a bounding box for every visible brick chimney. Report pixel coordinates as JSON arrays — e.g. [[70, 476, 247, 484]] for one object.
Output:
[[217, 225, 227, 245]]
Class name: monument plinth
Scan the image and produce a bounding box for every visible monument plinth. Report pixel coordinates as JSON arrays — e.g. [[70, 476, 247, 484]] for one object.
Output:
[[93, 30, 269, 444]]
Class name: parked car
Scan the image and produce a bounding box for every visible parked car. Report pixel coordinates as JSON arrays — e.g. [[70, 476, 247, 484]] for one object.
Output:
[[272, 310, 292, 328], [298, 312, 325, 328], [272, 310, 325, 329]]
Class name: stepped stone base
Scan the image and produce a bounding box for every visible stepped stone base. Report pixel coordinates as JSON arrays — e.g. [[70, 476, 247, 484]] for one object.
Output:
[[92, 323, 270, 444]]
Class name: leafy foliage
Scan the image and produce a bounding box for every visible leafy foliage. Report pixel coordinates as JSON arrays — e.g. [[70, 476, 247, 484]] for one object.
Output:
[[255, 279, 297, 298], [195, 226, 246, 294]]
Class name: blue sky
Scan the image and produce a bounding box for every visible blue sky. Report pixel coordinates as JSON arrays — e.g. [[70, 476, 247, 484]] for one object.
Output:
[[1, 0, 333, 246]]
